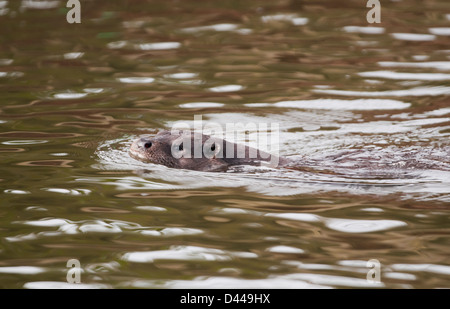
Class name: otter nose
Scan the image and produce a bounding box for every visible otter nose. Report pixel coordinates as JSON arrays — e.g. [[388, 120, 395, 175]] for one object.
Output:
[[138, 138, 152, 149]]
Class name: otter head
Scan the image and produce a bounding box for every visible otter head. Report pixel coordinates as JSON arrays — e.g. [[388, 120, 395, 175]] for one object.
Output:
[[129, 130, 230, 172], [130, 130, 287, 172]]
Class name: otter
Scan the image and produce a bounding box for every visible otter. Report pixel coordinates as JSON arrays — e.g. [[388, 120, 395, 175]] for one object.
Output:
[[129, 130, 290, 172], [129, 130, 450, 176]]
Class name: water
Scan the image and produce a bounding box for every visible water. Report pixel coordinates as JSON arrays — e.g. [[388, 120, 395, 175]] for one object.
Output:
[[0, 0, 449, 289]]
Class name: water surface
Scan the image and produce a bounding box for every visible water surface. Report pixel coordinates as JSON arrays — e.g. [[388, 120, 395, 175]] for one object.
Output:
[[0, 0, 449, 289]]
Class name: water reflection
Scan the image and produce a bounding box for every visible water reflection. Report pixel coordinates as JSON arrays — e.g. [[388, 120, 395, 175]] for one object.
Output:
[[342, 26, 385, 34], [272, 99, 410, 110], [0, 0, 449, 289], [0, 266, 46, 275], [8, 217, 203, 241], [391, 33, 436, 41], [24, 281, 110, 289], [124, 276, 328, 289], [122, 245, 257, 263], [378, 61, 450, 70], [261, 14, 309, 26], [117, 77, 155, 84], [358, 71, 450, 80], [180, 23, 239, 33], [20, 0, 60, 10], [208, 85, 244, 92], [267, 213, 407, 233], [314, 86, 450, 97]]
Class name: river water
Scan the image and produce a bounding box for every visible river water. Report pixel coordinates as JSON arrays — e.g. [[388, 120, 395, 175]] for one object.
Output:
[[0, 0, 449, 288]]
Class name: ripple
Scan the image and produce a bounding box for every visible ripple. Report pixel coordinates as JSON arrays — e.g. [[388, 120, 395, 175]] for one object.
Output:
[[78, 221, 123, 233], [265, 213, 321, 222], [0, 266, 46, 275], [208, 84, 243, 92], [0, 58, 13, 65], [136, 42, 181, 50], [261, 14, 309, 26], [391, 263, 450, 275], [63, 52, 84, 60], [178, 79, 203, 85], [211, 207, 255, 215], [107, 40, 127, 49], [313, 86, 450, 97], [180, 23, 238, 33], [179, 102, 224, 108], [400, 117, 450, 127], [283, 261, 336, 271], [358, 71, 450, 81], [343, 26, 385, 34], [2, 139, 48, 145], [76, 176, 179, 191], [135, 206, 167, 212], [337, 260, 369, 267], [383, 272, 417, 280], [18, 159, 74, 167], [83, 88, 104, 93], [117, 77, 155, 84], [4, 189, 30, 194], [25, 206, 48, 212], [126, 276, 329, 289], [428, 27, 450, 36], [267, 212, 407, 233], [0, 71, 24, 78], [423, 107, 450, 116], [24, 281, 109, 289], [11, 217, 204, 241], [50, 152, 69, 156], [21, 0, 60, 10], [122, 245, 257, 263], [285, 273, 384, 288], [243, 103, 271, 107], [378, 61, 450, 71], [43, 188, 91, 195], [20, 218, 70, 227], [360, 207, 384, 212], [164, 72, 198, 79], [391, 33, 436, 41], [273, 99, 410, 110], [53, 92, 88, 99], [412, 55, 429, 61], [324, 218, 407, 233], [139, 227, 203, 237], [235, 28, 253, 35], [266, 245, 305, 254]]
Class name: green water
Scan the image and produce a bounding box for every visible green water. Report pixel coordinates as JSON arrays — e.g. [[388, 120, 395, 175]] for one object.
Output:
[[0, 0, 449, 288]]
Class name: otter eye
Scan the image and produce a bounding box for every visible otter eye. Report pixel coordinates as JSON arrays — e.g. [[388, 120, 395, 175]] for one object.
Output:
[[179, 144, 183, 151], [211, 144, 216, 151], [144, 142, 152, 149]]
